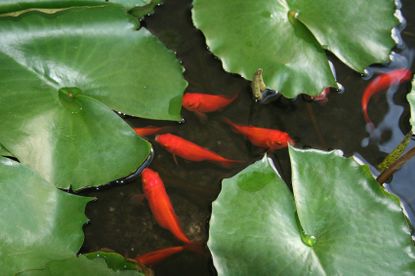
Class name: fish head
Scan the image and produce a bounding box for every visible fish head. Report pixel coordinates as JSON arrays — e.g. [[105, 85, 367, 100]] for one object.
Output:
[[267, 133, 294, 150], [141, 168, 160, 192], [155, 133, 175, 150], [182, 93, 201, 111]]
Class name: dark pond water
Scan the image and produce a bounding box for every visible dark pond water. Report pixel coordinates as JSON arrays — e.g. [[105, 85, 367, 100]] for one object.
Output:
[[80, 0, 415, 275]]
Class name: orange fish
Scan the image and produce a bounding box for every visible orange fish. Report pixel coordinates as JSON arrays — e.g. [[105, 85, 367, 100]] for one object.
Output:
[[155, 133, 240, 167], [361, 68, 412, 124], [223, 118, 294, 151], [135, 245, 185, 266], [182, 92, 238, 119], [141, 168, 191, 244], [134, 126, 164, 137]]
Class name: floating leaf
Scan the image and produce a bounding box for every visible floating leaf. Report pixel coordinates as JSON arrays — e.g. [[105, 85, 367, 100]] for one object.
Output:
[[408, 76, 415, 134], [0, 0, 151, 14], [192, 0, 398, 98], [0, 4, 187, 189], [0, 157, 92, 275], [209, 149, 415, 275], [22, 255, 143, 276]]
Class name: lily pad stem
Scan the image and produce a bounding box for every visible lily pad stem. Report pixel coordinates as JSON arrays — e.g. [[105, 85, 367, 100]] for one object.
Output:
[[377, 146, 415, 184]]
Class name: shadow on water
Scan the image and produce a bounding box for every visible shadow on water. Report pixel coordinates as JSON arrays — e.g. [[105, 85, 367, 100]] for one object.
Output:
[[79, 0, 415, 275]]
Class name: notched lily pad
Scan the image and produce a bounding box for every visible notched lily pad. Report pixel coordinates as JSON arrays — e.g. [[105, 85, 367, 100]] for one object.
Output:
[[407, 76, 415, 134], [209, 149, 415, 275], [0, 4, 186, 189], [192, 0, 398, 98], [0, 157, 93, 275]]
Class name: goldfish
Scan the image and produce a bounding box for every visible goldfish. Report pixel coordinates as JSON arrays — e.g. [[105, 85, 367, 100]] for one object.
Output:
[[141, 168, 191, 244], [155, 133, 240, 167], [361, 68, 412, 124], [134, 126, 164, 137], [223, 118, 294, 151], [182, 92, 238, 119]]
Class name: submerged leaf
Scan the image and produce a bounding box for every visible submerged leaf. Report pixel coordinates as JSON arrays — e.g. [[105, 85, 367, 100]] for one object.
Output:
[[408, 76, 415, 134], [192, 0, 398, 98], [22, 255, 144, 276], [84, 251, 141, 272], [0, 157, 92, 275], [209, 149, 415, 275], [0, 5, 186, 189], [0, 0, 151, 14]]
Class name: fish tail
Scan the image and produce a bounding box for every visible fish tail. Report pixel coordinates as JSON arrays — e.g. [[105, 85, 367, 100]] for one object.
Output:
[[218, 158, 242, 167], [183, 241, 206, 255], [135, 245, 185, 266], [222, 117, 238, 130]]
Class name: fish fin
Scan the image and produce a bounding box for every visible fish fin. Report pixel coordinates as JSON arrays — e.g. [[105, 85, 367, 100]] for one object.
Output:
[[129, 193, 146, 205], [218, 159, 243, 167], [222, 117, 238, 131], [172, 154, 179, 165], [135, 246, 185, 266], [194, 111, 208, 122], [183, 241, 207, 256]]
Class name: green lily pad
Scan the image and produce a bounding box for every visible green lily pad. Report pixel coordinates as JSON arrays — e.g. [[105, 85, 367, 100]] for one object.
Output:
[[407, 76, 415, 134], [0, 4, 187, 189], [0, 0, 151, 14], [209, 149, 415, 275], [21, 255, 143, 276], [0, 157, 92, 275], [192, 0, 398, 98]]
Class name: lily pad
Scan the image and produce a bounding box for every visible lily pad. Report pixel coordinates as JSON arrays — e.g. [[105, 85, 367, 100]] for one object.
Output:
[[209, 149, 415, 275], [0, 157, 92, 275], [407, 76, 415, 134], [0, 4, 186, 189], [0, 0, 151, 14], [21, 255, 144, 276], [192, 0, 398, 98]]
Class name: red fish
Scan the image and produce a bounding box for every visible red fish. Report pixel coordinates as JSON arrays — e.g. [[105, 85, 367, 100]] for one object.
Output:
[[155, 133, 240, 167], [361, 68, 412, 124], [135, 245, 185, 266], [223, 118, 294, 151], [134, 126, 164, 137], [141, 168, 191, 244], [182, 92, 238, 119]]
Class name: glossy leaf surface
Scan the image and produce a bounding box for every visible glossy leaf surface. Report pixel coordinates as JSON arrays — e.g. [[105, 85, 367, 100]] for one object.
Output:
[[192, 0, 398, 98], [209, 149, 415, 275], [0, 157, 92, 275], [0, 4, 187, 189], [408, 76, 415, 134]]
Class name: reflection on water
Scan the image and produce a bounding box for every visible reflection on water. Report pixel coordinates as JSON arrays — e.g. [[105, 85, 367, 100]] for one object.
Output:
[[80, 0, 415, 275]]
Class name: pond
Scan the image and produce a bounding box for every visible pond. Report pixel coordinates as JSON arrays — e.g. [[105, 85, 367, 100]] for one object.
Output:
[[80, 0, 415, 275]]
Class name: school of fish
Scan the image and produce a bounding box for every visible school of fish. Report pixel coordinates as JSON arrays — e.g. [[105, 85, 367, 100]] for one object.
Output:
[[133, 68, 414, 266]]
